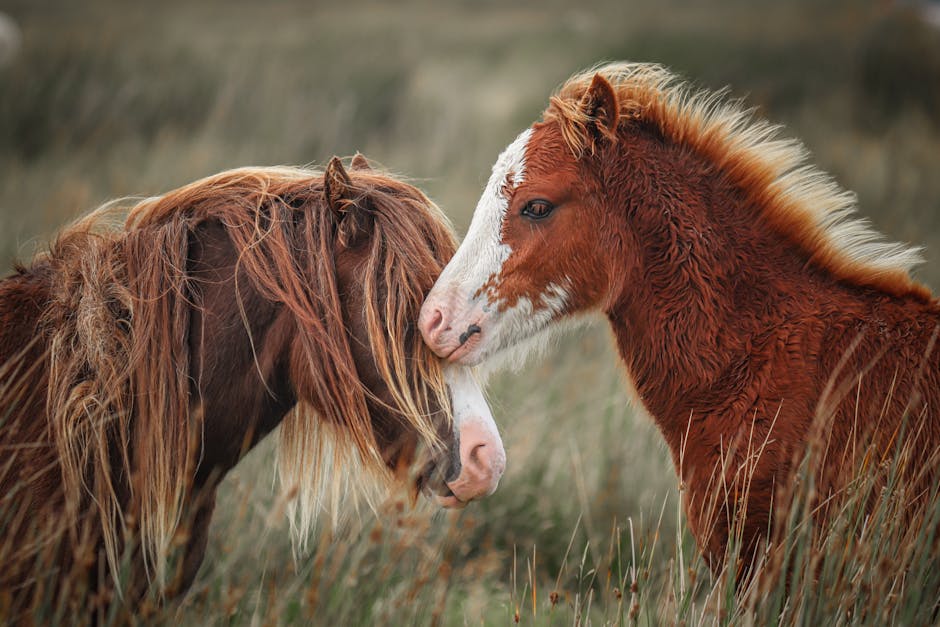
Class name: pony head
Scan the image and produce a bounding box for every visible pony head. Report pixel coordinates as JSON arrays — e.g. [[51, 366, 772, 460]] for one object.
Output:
[[419, 72, 622, 368], [306, 156, 505, 513]]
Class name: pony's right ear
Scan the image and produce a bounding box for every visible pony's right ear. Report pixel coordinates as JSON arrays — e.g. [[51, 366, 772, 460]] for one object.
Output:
[[578, 73, 620, 150], [324, 156, 372, 248], [324, 156, 353, 212]]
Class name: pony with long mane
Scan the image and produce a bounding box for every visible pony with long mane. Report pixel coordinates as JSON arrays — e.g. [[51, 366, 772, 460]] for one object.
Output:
[[420, 62, 940, 575], [0, 156, 505, 615]]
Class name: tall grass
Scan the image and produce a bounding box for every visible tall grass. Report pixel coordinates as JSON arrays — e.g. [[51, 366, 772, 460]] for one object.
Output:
[[3, 0, 940, 624]]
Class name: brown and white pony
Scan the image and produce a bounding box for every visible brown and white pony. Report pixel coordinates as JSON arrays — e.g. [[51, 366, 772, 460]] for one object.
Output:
[[420, 62, 940, 574], [0, 156, 504, 615]]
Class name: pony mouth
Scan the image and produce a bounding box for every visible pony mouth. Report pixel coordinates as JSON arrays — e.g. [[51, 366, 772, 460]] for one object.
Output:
[[415, 457, 457, 497], [444, 328, 484, 364], [415, 455, 471, 509], [444, 336, 482, 366], [435, 489, 468, 509], [462, 312, 556, 361]]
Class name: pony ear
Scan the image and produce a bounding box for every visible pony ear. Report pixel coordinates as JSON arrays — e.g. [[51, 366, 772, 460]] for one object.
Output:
[[579, 73, 620, 147], [324, 156, 353, 212], [350, 152, 372, 171], [324, 156, 372, 247]]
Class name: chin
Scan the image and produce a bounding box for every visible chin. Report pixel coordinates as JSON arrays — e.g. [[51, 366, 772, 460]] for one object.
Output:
[[435, 494, 467, 509], [475, 315, 586, 376], [445, 333, 487, 366], [451, 348, 485, 367]]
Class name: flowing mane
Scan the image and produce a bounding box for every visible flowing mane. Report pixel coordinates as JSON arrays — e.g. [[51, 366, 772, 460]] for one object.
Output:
[[544, 62, 929, 301], [11, 165, 457, 584]]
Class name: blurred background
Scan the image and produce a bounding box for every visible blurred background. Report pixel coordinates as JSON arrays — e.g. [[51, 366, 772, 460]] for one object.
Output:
[[2, 0, 940, 623]]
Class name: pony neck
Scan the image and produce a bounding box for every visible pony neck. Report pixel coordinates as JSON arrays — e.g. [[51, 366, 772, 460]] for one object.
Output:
[[599, 125, 913, 447]]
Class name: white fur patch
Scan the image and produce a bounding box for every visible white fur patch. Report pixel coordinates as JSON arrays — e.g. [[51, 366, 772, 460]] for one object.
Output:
[[421, 130, 576, 370], [444, 365, 496, 436], [481, 279, 573, 373], [444, 364, 505, 494], [434, 128, 532, 293]]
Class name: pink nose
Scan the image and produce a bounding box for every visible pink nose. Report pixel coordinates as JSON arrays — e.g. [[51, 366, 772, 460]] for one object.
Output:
[[437, 417, 506, 508], [419, 302, 451, 357]]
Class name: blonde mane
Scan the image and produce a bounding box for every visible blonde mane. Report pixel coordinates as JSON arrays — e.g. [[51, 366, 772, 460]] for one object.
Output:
[[545, 62, 929, 300], [29, 164, 456, 585]]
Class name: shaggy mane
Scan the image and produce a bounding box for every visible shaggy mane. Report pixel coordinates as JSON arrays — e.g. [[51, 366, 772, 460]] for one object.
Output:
[[25, 164, 456, 584], [544, 62, 930, 301]]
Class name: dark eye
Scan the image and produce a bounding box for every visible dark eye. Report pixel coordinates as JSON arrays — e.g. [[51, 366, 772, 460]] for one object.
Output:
[[521, 199, 555, 220]]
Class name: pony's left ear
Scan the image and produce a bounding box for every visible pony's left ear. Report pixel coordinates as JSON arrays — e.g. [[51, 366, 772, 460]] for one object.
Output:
[[579, 73, 620, 149], [324, 156, 372, 248], [350, 152, 372, 171]]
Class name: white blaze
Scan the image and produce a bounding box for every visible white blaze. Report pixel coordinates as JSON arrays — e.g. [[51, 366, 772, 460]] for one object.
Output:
[[435, 128, 533, 295], [442, 365, 505, 500], [423, 127, 575, 370], [444, 365, 497, 439]]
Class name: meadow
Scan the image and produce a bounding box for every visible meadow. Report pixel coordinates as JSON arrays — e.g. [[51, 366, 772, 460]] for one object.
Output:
[[2, 0, 940, 623]]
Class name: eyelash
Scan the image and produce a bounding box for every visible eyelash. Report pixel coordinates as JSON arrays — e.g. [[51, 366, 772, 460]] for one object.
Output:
[[521, 199, 555, 220]]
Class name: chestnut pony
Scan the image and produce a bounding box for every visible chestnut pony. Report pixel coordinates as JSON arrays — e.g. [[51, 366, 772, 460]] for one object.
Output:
[[0, 156, 504, 615], [421, 62, 940, 573]]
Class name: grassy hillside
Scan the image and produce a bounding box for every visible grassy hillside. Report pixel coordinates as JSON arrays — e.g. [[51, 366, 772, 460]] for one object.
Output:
[[3, 0, 940, 623]]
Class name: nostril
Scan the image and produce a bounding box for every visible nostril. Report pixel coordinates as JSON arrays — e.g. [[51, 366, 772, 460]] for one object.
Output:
[[469, 443, 485, 465], [420, 306, 447, 343], [467, 442, 497, 476], [428, 308, 444, 333]]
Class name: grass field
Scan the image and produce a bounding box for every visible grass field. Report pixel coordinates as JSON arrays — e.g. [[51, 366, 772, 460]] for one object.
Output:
[[3, 0, 940, 623]]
